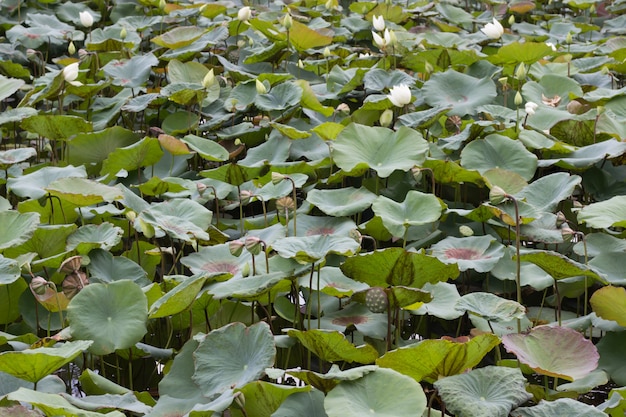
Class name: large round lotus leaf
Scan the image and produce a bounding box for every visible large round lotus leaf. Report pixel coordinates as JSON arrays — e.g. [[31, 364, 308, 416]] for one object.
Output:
[[139, 198, 213, 243], [181, 134, 229, 162], [588, 252, 626, 285], [289, 20, 332, 51], [205, 271, 288, 301], [590, 286, 626, 327], [332, 124, 429, 178], [102, 53, 158, 88], [67, 281, 148, 355], [0, 75, 25, 102], [66, 223, 123, 254], [518, 249, 605, 283], [68, 127, 139, 176], [318, 303, 388, 340], [272, 389, 327, 417], [21, 115, 92, 141], [45, 177, 123, 206], [0, 211, 40, 251], [287, 214, 356, 238], [597, 331, 626, 386], [0, 340, 92, 383], [7, 387, 126, 417], [538, 139, 626, 170], [0, 108, 38, 126], [502, 326, 599, 381], [7, 165, 87, 200], [234, 381, 309, 417], [285, 364, 379, 394], [87, 248, 149, 286], [181, 243, 251, 278], [412, 282, 463, 320], [430, 235, 505, 273], [573, 232, 626, 258], [422, 70, 497, 116], [0, 147, 36, 166], [371, 191, 445, 238], [192, 322, 275, 397], [324, 368, 426, 417], [100, 137, 164, 181], [254, 82, 302, 112], [287, 329, 379, 364], [515, 172, 581, 212], [460, 134, 538, 181], [434, 366, 532, 417], [272, 235, 361, 264], [522, 74, 582, 108], [512, 398, 606, 417], [376, 334, 500, 383], [455, 292, 526, 322], [578, 195, 626, 229], [148, 274, 212, 319], [306, 187, 377, 217], [299, 266, 368, 298]]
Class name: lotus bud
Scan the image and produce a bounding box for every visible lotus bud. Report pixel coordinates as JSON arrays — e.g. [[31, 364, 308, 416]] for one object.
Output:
[[424, 61, 434, 74], [234, 138, 242, 146], [125, 210, 137, 222], [238, 6, 251, 22], [248, 38, 254, 47], [159, 0, 166, 11], [349, 229, 362, 243], [297, 59, 304, 69], [324, 0, 333, 10], [26, 49, 38, 60], [79, 10, 94, 28], [379, 109, 393, 127], [239, 189, 253, 204], [388, 29, 397, 46], [555, 211, 567, 227], [120, 26, 127, 40], [255, 79, 267, 94], [566, 32, 573, 44], [271, 171, 286, 185], [459, 225, 474, 237], [68, 41, 76, 56], [323, 47, 331, 58], [561, 224, 576, 242], [30, 277, 49, 296], [241, 262, 250, 277], [196, 182, 207, 196], [202, 69, 215, 89], [508, 15, 515, 25], [336, 103, 350, 115], [489, 185, 508, 205], [63, 62, 79, 83], [282, 14, 292, 29], [237, 39, 246, 49], [138, 218, 155, 238], [498, 76, 509, 88], [601, 66, 610, 75], [372, 15, 385, 32], [480, 18, 504, 39], [515, 62, 526, 80], [514, 91, 523, 106], [589, 3, 596, 14], [245, 236, 263, 255], [229, 239, 245, 257], [234, 392, 246, 409], [525, 101, 538, 116]]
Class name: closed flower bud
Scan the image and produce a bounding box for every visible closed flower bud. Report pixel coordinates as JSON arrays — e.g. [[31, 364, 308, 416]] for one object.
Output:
[[125, 210, 137, 222], [515, 62, 526, 80], [202, 69, 215, 89], [255, 79, 267, 94], [514, 91, 523, 106], [282, 14, 292, 29], [63, 62, 79, 82], [508, 15, 515, 25], [68, 41, 76, 56], [323, 47, 331, 58], [120, 26, 127, 40], [372, 15, 385, 32], [79, 11, 94, 28], [297, 59, 304, 69], [229, 239, 245, 257], [336, 103, 350, 115], [245, 236, 262, 255], [379, 109, 393, 127], [459, 225, 474, 237], [238, 6, 251, 22]]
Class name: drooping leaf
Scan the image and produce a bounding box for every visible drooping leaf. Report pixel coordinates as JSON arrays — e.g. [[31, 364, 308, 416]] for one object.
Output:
[[590, 286, 626, 326], [287, 329, 379, 364], [100, 136, 164, 180], [21, 115, 92, 141], [578, 195, 626, 229], [455, 292, 526, 322], [7, 165, 87, 200], [66, 223, 123, 254], [102, 53, 159, 88], [512, 398, 607, 417], [272, 235, 361, 264], [371, 191, 445, 238]]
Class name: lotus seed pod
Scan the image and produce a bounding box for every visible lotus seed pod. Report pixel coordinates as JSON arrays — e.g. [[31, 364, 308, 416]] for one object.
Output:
[[229, 239, 245, 257], [489, 186, 508, 205], [459, 225, 474, 237], [30, 277, 49, 296], [365, 287, 388, 313], [276, 196, 295, 213], [245, 236, 262, 255], [271, 171, 286, 185]]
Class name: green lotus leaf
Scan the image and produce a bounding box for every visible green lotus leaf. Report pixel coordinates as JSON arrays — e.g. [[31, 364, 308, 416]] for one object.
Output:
[[487, 41, 554, 65], [590, 286, 626, 326], [181, 243, 251, 278], [284, 364, 379, 394], [502, 326, 599, 381], [518, 249, 606, 283], [68, 127, 139, 176], [153, 26, 206, 49], [200, 162, 268, 186], [515, 172, 581, 212], [139, 198, 213, 243], [461, 134, 538, 181], [422, 159, 486, 186], [287, 329, 379, 364], [100, 136, 164, 180], [62, 392, 151, 415], [376, 334, 500, 383], [539, 139, 626, 169], [422, 70, 497, 116], [371, 190, 445, 238], [205, 271, 289, 300], [45, 177, 123, 206], [233, 381, 309, 417], [0, 255, 20, 285], [578, 195, 626, 229], [3, 224, 76, 267], [66, 223, 123, 254], [272, 389, 327, 417], [483, 168, 529, 197], [456, 292, 526, 322], [0, 279, 27, 325], [0, 211, 40, 251], [7, 388, 124, 417], [412, 282, 463, 320], [87, 248, 149, 286], [7, 165, 87, 200], [296, 79, 335, 117], [491, 247, 554, 291], [254, 82, 302, 112], [332, 124, 429, 178], [318, 303, 388, 340], [285, 214, 356, 238], [289, 20, 333, 51], [0, 75, 24, 101], [272, 235, 361, 264], [0, 147, 37, 166], [78, 369, 130, 396], [102, 53, 158, 88], [430, 236, 505, 273], [192, 322, 275, 397], [556, 369, 609, 394], [149, 274, 212, 319], [67, 280, 148, 355], [21, 115, 92, 141], [180, 134, 229, 162], [341, 247, 459, 288], [0, 340, 93, 383], [597, 331, 626, 386], [434, 366, 532, 417], [522, 74, 582, 108], [324, 368, 426, 417], [513, 398, 606, 417], [162, 110, 200, 135], [299, 266, 368, 298], [588, 252, 626, 285]]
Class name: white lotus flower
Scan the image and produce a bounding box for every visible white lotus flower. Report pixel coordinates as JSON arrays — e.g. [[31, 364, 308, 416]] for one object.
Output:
[[238, 6, 251, 22], [546, 42, 557, 51], [480, 18, 504, 40], [525, 101, 538, 116], [372, 28, 391, 50], [79, 11, 93, 28], [372, 15, 385, 32], [63, 62, 82, 87], [387, 84, 412, 107]]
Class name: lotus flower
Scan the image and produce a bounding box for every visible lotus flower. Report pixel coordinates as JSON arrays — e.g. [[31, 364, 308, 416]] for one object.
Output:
[[481, 18, 504, 40], [238, 6, 251, 22], [79, 11, 93, 28], [63, 62, 81, 86], [387, 84, 412, 107], [525, 101, 538, 115], [372, 15, 385, 32], [372, 29, 392, 50]]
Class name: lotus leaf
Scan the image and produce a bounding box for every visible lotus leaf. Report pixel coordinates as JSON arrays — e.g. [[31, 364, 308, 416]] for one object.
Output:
[[502, 326, 599, 381], [324, 368, 426, 417], [412, 282, 463, 320], [512, 398, 606, 417], [287, 329, 379, 364], [430, 235, 505, 273], [318, 303, 388, 339], [100, 136, 164, 180], [272, 235, 360, 264], [21, 115, 92, 141], [306, 187, 377, 217], [422, 70, 497, 116], [590, 286, 626, 326], [272, 389, 327, 417], [284, 365, 379, 394], [0, 148, 37, 167], [455, 292, 526, 322], [434, 366, 532, 417], [371, 191, 445, 238], [0, 211, 40, 251]]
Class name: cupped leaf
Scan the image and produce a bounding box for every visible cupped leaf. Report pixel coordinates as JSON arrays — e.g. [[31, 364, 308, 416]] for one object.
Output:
[[502, 325, 599, 381], [100, 136, 164, 180], [148, 274, 212, 319], [67, 280, 148, 355], [422, 70, 497, 116], [332, 124, 429, 178], [68, 127, 139, 176], [66, 223, 123, 254], [255, 82, 302, 111], [46, 178, 123, 206], [455, 292, 526, 322], [306, 187, 377, 217], [0, 340, 93, 383], [461, 134, 538, 181], [430, 236, 505, 272], [181, 243, 251, 278], [272, 235, 360, 264], [181, 134, 229, 162], [434, 366, 532, 417], [192, 322, 275, 397], [0, 75, 24, 102], [376, 334, 501, 383], [139, 198, 213, 243], [324, 368, 426, 417], [287, 329, 379, 364], [371, 191, 445, 238]]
